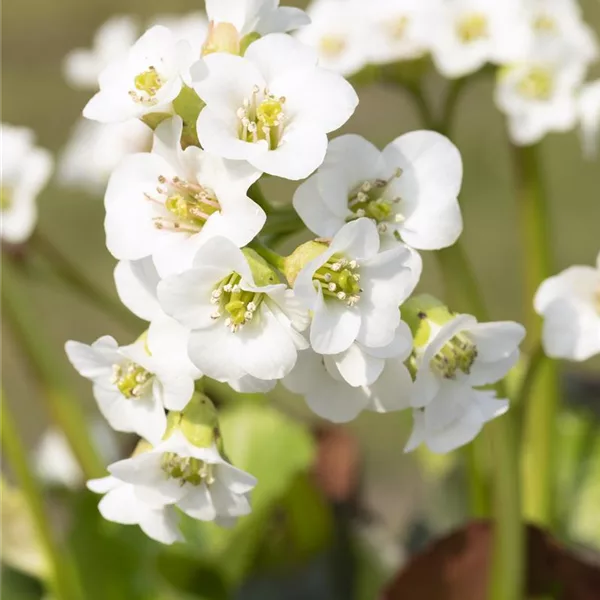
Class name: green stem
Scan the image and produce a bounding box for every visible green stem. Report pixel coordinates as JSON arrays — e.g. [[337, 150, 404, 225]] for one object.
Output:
[[29, 230, 138, 332], [261, 206, 306, 238], [511, 143, 559, 528], [248, 239, 286, 271], [248, 181, 274, 215], [3, 259, 105, 480], [2, 391, 84, 600]]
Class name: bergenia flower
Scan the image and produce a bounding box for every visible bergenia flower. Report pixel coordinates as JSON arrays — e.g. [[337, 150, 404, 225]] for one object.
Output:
[[293, 218, 417, 355], [405, 389, 509, 454], [293, 132, 463, 250], [192, 33, 358, 180], [295, 0, 369, 76], [63, 15, 140, 89], [158, 236, 309, 382], [87, 475, 183, 545], [534, 252, 600, 362], [83, 26, 198, 123], [105, 117, 264, 277], [0, 124, 53, 245]]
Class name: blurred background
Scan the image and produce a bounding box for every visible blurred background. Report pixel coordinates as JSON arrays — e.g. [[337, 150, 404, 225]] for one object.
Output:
[[2, 0, 600, 598]]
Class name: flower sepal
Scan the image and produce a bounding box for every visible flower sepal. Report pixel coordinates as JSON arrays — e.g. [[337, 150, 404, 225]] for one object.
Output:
[[242, 247, 280, 286], [402, 294, 455, 349], [283, 240, 328, 286], [164, 393, 221, 451]]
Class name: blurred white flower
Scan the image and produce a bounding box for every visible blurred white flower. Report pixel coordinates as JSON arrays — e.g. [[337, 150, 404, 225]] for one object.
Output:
[[150, 12, 209, 54], [0, 124, 53, 244], [405, 389, 509, 454], [293, 132, 463, 250], [83, 26, 197, 123], [158, 236, 309, 382], [294, 219, 417, 355], [87, 475, 183, 544], [495, 47, 586, 145], [108, 429, 256, 524], [578, 80, 600, 159], [534, 252, 600, 362], [58, 118, 151, 194], [428, 0, 528, 78], [295, 0, 369, 76], [65, 321, 200, 444], [192, 33, 358, 180], [63, 15, 140, 89], [104, 117, 263, 277]]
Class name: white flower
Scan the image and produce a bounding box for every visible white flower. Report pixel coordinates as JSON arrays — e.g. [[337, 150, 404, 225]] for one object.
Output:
[[65, 321, 200, 444], [293, 219, 418, 355], [295, 0, 369, 76], [534, 252, 600, 362], [410, 313, 525, 409], [58, 118, 151, 194], [365, 0, 440, 65], [158, 236, 309, 382], [405, 389, 509, 454], [0, 124, 53, 245], [87, 476, 183, 545], [522, 0, 598, 68], [283, 342, 413, 423], [83, 26, 197, 123], [107, 430, 256, 523], [578, 80, 600, 159], [105, 116, 264, 277], [205, 0, 309, 37], [495, 47, 586, 145], [192, 33, 358, 180], [63, 15, 140, 89], [428, 0, 528, 78], [151, 12, 209, 52], [293, 132, 463, 250]]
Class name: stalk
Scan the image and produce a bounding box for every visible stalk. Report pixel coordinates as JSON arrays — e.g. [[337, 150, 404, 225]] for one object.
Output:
[[2, 391, 84, 600], [3, 259, 105, 479]]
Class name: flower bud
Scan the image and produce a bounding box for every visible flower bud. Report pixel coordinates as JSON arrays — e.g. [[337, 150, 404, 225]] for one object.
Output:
[[283, 240, 329, 286], [202, 22, 241, 56], [402, 294, 454, 348], [165, 393, 222, 450], [242, 248, 280, 286]]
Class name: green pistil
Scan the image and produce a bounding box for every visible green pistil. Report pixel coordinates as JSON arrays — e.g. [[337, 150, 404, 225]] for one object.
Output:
[[112, 362, 153, 399], [0, 187, 12, 211], [211, 272, 265, 331], [314, 254, 361, 306], [237, 86, 286, 150], [346, 169, 403, 231], [161, 453, 215, 487], [430, 333, 478, 380]]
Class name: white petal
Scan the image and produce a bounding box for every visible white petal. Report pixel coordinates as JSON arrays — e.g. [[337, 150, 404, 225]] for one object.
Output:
[[216, 463, 257, 495], [139, 506, 183, 544], [333, 343, 385, 387], [65, 337, 119, 381], [305, 380, 368, 423], [98, 483, 142, 525], [329, 218, 380, 260], [469, 350, 520, 387], [367, 361, 413, 414], [468, 321, 526, 362], [114, 258, 162, 322]]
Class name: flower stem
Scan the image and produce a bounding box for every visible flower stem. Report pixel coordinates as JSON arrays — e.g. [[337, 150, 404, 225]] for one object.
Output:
[[1, 390, 85, 600], [248, 181, 274, 215], [248, 238, 286, 271], [3, 259, 105, 480], [510, 144, 559, 527], [29, 230, 138, 332]]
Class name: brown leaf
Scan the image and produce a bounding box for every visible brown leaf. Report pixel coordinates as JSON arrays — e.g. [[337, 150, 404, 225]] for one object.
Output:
[[380, 521, 600, 600]]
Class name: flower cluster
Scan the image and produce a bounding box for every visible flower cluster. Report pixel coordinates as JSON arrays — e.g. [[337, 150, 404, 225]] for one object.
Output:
[[298, 0, 600, 148], [64, 0, 527, 544]]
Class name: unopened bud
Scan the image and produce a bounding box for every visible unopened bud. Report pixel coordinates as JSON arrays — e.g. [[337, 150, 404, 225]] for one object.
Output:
[[202, 22, 241, 56]]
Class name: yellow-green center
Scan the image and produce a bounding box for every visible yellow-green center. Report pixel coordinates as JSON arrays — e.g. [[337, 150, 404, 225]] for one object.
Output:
[[161, 453, 215, 486], [533, 14, 557, 32], [517, 67, 554, 101], [210, 273, 265, 332], [112, 362, 153, 399], [0, 187, 12, 211], [129, 66, 163, 105], [319, 35, 347, 57], [431, 334, 478, 380], [386, 16, 409, 39], [456, 13, 488, 43], [237, 86, 286, 150], [314, 254, 362, 306]]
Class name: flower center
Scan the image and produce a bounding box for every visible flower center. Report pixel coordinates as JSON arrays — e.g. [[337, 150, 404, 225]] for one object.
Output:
[[145, 175, 221, 234], [517, 67, 554, 101], [386, 16, 409, 40], [319, 35, 347, 57], [533, 14, 557, 33], [129, 66, 164, 105], [346, 169, 403, 233], [111, 362, 153, 399], [314, 254, 361, 306], [237, 86, 286, 150], [210, 272, 265, 332], [456, 13, 488, 44], [430, 334, 478, 380], [161, 453, 215, 486], [0, 186, 12, 211]]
